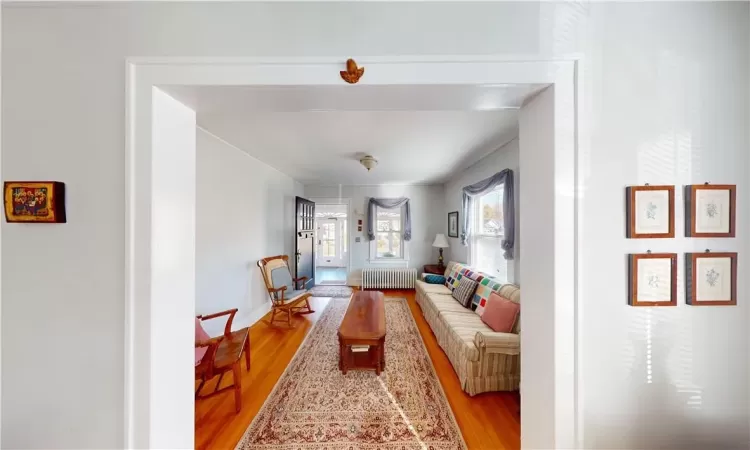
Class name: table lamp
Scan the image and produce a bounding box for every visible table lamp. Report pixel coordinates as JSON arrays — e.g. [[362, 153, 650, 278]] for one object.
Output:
[[432, 233, 450, 267]]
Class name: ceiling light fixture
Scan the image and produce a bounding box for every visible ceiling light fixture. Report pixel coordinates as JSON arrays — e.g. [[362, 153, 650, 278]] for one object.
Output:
[[359, 155, 378, 172]]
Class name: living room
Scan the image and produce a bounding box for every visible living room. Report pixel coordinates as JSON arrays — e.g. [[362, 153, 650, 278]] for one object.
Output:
[[3, 3, 748, 450], [185, 83, 524, 448]]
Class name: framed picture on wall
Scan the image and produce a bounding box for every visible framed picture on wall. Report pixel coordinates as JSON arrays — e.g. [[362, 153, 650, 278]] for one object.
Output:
[[686, 252, 737, 306], [626, 185, 675, 238], [627, 252, 677, 307], [685, 184, 736, 237], [448, 211, 459, 238], [4, 181, 66, 223]]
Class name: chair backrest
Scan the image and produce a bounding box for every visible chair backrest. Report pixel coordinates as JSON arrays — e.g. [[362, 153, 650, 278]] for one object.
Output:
[[258, 255, 295, 301]]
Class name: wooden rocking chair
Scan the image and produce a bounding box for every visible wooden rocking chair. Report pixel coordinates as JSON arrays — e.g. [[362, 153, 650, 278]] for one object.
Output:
[[257, 255, 315, 327]]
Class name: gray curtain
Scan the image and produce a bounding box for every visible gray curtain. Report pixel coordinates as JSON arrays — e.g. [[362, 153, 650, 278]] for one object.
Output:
[[367, 197, 411, 241], [460, 169, 515, 259]]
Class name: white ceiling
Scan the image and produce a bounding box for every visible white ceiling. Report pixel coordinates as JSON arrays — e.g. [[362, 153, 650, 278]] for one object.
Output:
[[162, 84, 545, 185]]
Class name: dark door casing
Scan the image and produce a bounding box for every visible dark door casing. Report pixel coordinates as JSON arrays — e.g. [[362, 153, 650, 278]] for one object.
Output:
[[295, 196, 315, 290]]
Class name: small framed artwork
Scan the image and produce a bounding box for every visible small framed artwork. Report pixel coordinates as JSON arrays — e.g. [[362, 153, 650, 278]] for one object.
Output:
[[685, 184, 736, 238], [686, 252, 737, 306], [448, 211, 459, 238], [628, 252, 677, 306], [626, 185, 675, 238], [4, 181, 66, 223]]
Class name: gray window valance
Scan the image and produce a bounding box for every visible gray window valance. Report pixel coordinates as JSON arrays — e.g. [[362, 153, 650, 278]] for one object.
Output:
[[460, 169, 515, 259], [367, 197, 412, 241]]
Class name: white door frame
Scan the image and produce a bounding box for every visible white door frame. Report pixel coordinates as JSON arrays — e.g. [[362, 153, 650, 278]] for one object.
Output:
[[310, 197, 352, 277], [126, 57, 581, 449]]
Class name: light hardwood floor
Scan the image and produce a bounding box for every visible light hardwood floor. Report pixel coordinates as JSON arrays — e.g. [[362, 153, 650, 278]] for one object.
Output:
[[195, 290, 520, 450]]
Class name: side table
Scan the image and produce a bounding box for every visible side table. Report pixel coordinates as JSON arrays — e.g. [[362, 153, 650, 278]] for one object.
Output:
[[423, 264, 446, 275]]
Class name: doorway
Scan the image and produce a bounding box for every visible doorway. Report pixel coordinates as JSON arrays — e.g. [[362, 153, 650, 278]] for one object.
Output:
[[127, 58, 579, 449], [314, 204, 348, 285]]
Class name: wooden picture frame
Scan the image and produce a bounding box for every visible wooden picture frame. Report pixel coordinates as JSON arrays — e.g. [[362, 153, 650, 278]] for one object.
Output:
[[628, 252, 677, 307], [686, 252, 737, 306], [4, 181, 66, 223], [685, 184, 736, 238], [448, 211, 459, 238], [626, 185, 675, 238]]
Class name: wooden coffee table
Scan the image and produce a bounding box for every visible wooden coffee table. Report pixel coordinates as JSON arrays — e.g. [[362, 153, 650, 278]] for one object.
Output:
[[338, 290, 386, 375]]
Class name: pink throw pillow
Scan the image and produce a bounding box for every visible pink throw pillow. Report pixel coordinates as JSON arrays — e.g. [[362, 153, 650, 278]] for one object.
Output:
[[481, 292, 520, 333], [195, 318, 211, 366]]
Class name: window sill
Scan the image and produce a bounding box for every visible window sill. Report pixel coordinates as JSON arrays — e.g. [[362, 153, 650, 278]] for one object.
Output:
[[367, 258, 410, 264]]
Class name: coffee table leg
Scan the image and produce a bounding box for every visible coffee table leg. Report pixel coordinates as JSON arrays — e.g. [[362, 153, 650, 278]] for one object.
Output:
[[380, 339, 385, 372], [339, 339, 347, 374], [374, 344, 381, 376]]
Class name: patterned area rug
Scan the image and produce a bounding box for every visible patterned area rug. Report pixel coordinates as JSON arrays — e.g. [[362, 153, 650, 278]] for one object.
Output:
[[236, 298, 466, 450], [309, 285, 353, 298]]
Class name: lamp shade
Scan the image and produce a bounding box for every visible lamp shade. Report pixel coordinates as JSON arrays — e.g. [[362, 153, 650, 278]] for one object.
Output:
[[432, 233, 450, 248]]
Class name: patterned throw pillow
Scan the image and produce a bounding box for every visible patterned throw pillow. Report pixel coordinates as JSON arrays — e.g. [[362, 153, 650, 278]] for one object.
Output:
[[424, 274, 446, 284], [472, 276, 505, 315], [445, 262, 468, 290], [452, 276, 478, 308]]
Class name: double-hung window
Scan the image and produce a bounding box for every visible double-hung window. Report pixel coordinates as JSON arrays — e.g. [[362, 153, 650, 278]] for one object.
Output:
[[370, 205, 407, 261], [470, 184, 508, 281]]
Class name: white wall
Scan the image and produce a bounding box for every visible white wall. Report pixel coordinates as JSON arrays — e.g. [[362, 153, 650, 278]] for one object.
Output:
[[2, 2, 748, 449], [304, 184, 444, 276], [444, 138, 520, 283], [196, 129, 302, 336]]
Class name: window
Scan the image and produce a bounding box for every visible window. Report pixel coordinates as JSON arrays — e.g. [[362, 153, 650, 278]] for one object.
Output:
[[376, 207, 402, 259], [321, 222, 336, 257], [471, 184, 508, 280], [370, 205, 407, 261]]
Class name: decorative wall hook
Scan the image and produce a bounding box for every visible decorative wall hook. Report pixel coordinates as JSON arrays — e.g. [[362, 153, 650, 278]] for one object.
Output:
[[340, 59, 364, 84]]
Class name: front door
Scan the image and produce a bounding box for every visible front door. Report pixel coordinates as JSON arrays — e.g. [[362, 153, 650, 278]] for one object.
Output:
[[317, 218, 340, 267], [295, 196, 315, 290]]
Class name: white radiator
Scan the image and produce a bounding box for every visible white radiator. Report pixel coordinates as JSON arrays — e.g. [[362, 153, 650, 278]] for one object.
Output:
[[362, 267, 417, 289]]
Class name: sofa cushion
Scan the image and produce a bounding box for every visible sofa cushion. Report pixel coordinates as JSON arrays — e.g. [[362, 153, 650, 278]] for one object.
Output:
[[481, 292, 520, 333], [415, 280, 452, 296], [439, 312, 494, 362], [424, 274, 446, 284], [452, 276, 478, 308], [430, 294, 478, 316], [497, 284, 521, 333]]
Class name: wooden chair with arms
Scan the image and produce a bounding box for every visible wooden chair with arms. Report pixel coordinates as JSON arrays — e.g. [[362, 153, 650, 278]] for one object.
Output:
[[194, 308, 250, 413], [257, 255, 315, 327]]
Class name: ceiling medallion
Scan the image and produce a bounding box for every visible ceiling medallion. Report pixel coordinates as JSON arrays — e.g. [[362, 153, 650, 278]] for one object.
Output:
[[359, 155, 378, 172], [340, 58, 365, 84]]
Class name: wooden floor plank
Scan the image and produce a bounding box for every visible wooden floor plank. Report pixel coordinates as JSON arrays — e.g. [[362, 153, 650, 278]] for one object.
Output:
[[195, 290, 520, 450]]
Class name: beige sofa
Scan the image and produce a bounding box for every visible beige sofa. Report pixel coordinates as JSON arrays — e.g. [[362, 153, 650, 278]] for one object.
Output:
[[415, 261, 520, 395]]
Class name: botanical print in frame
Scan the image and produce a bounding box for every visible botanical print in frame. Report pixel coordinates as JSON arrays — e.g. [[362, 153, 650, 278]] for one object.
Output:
[[626, 185, 675, 239], [686, 252, 737, 306], [4, 181, 66, 223], [628, 253, 677, 306], [685, 184, 736, 237], [448, 211, 459, 238]]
